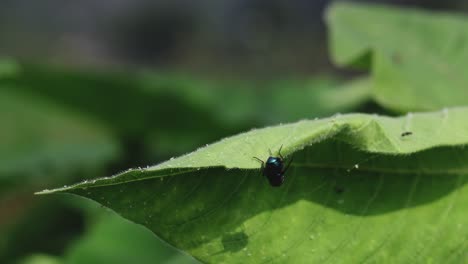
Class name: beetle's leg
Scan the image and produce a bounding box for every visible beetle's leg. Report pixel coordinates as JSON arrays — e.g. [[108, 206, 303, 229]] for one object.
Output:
[[253, 157, 264, 172], [253, 157, 265, 167], [252, 157, 265, 177], [282, 156, 293, 174]]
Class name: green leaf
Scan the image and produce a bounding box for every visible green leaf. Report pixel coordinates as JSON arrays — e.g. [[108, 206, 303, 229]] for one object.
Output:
[[40, 107, 468, 263], [326, 2, 468, 112]]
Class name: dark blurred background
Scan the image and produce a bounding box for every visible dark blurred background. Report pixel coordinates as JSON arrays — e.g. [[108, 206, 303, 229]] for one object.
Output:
[[1, 0, 467, 74], [1, 1, 468, 264]]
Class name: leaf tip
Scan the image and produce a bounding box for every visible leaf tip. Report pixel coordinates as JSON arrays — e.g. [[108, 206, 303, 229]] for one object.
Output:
[[34, 189, 53, 195], [35, 184, 76, 195]]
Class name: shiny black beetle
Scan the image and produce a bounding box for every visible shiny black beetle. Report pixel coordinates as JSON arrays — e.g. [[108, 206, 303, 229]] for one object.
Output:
[[253, 146, 292, 187]]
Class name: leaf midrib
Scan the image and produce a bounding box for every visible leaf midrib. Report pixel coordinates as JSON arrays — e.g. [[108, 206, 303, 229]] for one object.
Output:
[[45, 159, 468, 195], [293, 162, 468, 176]]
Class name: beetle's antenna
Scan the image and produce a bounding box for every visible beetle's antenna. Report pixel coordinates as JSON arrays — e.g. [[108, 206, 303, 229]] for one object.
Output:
[[278, 145, 284, 159]]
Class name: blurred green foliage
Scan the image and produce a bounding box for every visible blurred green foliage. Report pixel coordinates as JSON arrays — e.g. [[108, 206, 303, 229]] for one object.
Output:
[[327, 2, 468, 112], [64, 201, 197, 264], [3, 1, 468, 263]]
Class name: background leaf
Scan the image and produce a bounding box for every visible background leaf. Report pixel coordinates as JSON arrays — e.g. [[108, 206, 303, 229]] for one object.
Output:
[[42, 108, 468, 263], [63, 202, 197, 264], [0, 58, 19, 78], [259, 77, 372, 122], [0, 88, 120, 193], [1, 63, 372, 160], [326, 2, 468, 112], [0, 196, 87, 262], [0, 82, 120, 262]]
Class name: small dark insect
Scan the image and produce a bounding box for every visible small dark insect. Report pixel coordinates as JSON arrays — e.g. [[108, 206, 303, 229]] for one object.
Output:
[[253, 145, 293, 187], [401, 131, 413, 137]]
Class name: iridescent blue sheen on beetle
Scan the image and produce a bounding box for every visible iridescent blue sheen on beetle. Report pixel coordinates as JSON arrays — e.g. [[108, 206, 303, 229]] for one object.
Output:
[[253, 146, 292, 187]]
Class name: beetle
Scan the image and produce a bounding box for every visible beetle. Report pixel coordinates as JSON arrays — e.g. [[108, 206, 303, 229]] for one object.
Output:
[[401, 131, 413, 137], [253, 145, 293, 187]]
